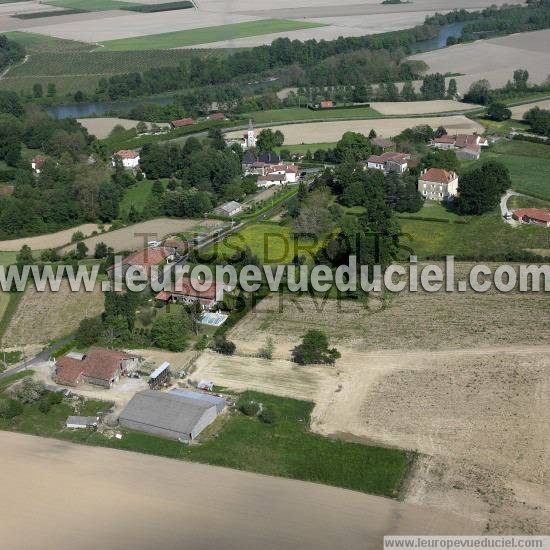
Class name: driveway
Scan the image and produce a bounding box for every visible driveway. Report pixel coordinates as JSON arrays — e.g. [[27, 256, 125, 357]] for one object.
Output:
[[500, 189, 524, 225]]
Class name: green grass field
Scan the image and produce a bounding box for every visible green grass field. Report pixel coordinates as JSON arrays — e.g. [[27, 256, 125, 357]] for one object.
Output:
[[201, 222, 325, 264], [44, 0, 140, 11], [477, 141, 550, 200], [1, 390, 408, 497], [248, 107, 381, 124], [100, 19, 326, 51], [400, 203, 550, 259], [0, 252, 17, 267]]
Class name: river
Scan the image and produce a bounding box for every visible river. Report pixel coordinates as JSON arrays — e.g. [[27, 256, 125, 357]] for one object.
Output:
[[44, 23, 465, 120]]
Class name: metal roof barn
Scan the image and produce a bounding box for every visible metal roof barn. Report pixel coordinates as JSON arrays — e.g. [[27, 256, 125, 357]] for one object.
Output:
[[119, 390, 218, 442]]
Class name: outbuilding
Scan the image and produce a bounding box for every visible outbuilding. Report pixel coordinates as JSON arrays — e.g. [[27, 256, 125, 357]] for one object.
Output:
[[119, 390, 219, 442], [66, 416, 99, 429]]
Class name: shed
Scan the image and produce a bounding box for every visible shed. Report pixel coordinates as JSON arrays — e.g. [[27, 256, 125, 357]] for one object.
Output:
[[149, 361, 171, 389], [119, 390, 218, 441], [66, 416, 99, 429]]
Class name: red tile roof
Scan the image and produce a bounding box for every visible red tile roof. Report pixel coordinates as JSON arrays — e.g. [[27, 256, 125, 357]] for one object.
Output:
[[513, 209, 550, 223], [171, 118, 194, 127], [174, 277, 217, 300], [155, 291, 172, 302], [121, 247, 170, 269], [420, 168, 457, 184], [114, 150, 139, 159], [56, 347, 134, 386], [208, 112, 225, 120], [320, 100, 334, 109], [31, 155, 47, 168]]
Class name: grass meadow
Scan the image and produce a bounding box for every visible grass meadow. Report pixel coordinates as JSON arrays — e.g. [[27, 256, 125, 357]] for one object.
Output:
[[476, 140, 550, 200], [100, 20, 326, 51], [399, 203, 550, 259], [200, 222, 325, 265]]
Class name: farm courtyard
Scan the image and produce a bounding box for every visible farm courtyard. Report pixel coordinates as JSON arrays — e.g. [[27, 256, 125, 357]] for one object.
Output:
[[192, 265, 550, 534]]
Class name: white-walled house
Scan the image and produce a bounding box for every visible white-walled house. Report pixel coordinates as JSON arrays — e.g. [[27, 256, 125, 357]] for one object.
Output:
[[418, 168, 459, 201], [257, 164, 299, 187], [112, 150, 140, 169], [364, 152, 410, 174], [31, 155, 47, 174]]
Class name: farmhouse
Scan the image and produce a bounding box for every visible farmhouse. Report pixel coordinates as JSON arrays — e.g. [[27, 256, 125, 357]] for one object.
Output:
[[430, 133, 488, 160], [418, 168, 459, 201], [155, 277, 219, 309], [213, 200, 243, 217], [512, 208, 550, 227], [257, 164, 299, 187], [242, 151, 282, 175], [119, 390, 222, 442], [55, 348, 138, 388], [108, 246, 172, 277], [364, 152, 410, 174], [31, 155, 47, 174], [112, 150, 140, 169], [170, 118, 194, 128]]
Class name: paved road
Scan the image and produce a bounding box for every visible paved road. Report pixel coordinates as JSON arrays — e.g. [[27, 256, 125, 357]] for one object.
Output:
[[0, 337, 72, 380], [0, 432, 475, 550]]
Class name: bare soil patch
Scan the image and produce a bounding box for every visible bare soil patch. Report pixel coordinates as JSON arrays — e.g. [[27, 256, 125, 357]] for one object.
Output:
[[193, 349, 338, 402], [77, 117, 169, 139], [226, 116, 485, 145], [370, 100, 480, 116], [2, 281, 104, 346]]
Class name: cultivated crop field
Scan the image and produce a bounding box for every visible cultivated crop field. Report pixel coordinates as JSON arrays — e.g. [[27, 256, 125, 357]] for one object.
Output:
[[510, 99, 550, 120], [0, 223, 104, 252], [203, 264, 550, 532], [3, 31, 92, 53], [2, 282, 104, 347], [60, 218, 224, 255], [369, 100, 481, 115], [99, 19, 325, 51], [410, 29, 550, 94], [226, 116, 485, 145]]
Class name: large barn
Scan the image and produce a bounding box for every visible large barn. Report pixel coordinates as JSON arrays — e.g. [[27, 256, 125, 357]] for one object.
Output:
[[119, 390, 223, 442]]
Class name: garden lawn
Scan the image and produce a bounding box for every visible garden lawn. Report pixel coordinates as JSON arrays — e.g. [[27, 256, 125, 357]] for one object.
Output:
[[100, 20, 326, 51], [248, 107, 381, 123], [400, 205, 550, 259], [202, 222, 324, 264]]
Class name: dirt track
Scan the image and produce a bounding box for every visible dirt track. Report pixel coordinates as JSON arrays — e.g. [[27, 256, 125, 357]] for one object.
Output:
[[0, 432, 474, 550]]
